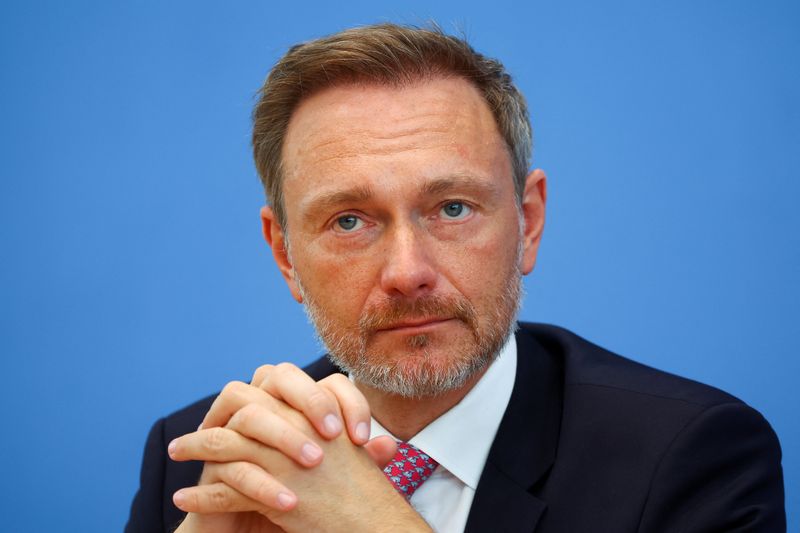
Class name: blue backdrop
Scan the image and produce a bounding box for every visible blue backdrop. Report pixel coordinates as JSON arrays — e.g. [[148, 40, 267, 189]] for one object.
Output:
[[1, 1, 797, 530]]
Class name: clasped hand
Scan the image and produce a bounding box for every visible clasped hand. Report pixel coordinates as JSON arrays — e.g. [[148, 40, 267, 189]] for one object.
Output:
[[167, 363, 431, 533]]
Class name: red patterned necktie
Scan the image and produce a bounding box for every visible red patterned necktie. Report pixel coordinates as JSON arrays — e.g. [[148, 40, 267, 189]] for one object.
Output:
[[383, 442, 439, 499]]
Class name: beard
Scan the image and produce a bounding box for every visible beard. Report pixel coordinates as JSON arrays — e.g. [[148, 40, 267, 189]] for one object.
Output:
[[295, 260, 524, 398]]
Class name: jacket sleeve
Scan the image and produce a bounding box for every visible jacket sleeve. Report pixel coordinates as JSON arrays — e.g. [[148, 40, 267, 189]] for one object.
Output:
[[637, 402, 785, 532], [125, 417, 168, 533]]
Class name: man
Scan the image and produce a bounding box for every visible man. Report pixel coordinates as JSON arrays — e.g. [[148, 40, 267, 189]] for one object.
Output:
[[126, 24, 785, 532]]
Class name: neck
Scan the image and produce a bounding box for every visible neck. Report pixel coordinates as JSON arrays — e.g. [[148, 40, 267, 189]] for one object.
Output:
[[355, 368, 488, 441]]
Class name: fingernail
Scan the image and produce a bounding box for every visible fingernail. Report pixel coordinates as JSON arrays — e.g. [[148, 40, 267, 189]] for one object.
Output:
[[168, 439, 177, 456], [355, 422, 370, 442], [323, 414, 342, 436], [197, 423, 203, 431], [301, 442, 323, 463], [277, 491, 296, 509], [173, 490, 186, 507]]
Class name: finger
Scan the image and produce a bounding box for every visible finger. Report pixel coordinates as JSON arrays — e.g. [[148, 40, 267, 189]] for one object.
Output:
[[168, 422, 323, 468], [184, 461, 298, 512], [250, 364, 275, 387], [227, 403, 325, 466], [363, 436, 398, 468], [173, 482, 265, 514], [319, 373, 372, 445], [200, 380, 278, 430], [257, 362, 344, 439]]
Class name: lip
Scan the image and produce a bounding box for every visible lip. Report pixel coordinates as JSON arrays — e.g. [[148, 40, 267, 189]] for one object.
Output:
[[376, 317, 454, 333]]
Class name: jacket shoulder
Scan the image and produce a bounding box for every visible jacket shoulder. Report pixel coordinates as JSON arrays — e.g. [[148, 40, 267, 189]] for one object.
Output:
[[514, 323, 785, 530], [517, 322, 740, 407]]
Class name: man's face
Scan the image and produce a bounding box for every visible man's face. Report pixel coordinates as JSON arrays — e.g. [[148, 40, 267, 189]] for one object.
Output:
[[269, 77, 544, 397]]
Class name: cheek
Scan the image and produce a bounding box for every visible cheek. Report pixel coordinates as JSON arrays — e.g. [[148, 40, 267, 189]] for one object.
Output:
[[434, 230, 519, 297], [294, 251, 377, 318]]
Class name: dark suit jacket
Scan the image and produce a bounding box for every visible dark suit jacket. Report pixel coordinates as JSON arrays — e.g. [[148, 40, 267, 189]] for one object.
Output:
[[126, 323, 786, 532]]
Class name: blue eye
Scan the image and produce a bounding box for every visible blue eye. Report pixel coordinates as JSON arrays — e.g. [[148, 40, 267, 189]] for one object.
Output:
[[336, 215, 363, 231], [441, 201, 471, 219]]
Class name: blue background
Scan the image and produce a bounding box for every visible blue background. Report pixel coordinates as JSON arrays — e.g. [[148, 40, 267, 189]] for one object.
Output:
[[1, 1, 797, 530]]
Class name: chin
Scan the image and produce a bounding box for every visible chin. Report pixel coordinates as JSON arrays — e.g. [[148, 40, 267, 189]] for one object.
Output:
[[336, 339, 495, 398]]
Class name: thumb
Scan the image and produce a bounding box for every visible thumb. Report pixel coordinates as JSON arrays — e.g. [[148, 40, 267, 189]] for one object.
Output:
[[363, 435, 398, 468]]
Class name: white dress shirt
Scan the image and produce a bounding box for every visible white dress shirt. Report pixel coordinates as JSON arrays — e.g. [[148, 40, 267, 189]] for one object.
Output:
[[369, 335, 517, 533]]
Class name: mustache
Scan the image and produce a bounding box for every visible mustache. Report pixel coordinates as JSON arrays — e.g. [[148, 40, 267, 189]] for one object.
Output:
[[358, 293, 478, 333]]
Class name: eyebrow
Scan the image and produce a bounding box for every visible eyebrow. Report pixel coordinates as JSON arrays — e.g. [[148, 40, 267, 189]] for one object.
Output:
[[300, 173, 501, 218], [301, 184, 375, 217], [421, 174, 501, 198]]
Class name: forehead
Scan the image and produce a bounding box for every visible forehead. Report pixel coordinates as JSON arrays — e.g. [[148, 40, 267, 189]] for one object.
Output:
[[280, 77, 512, 211]]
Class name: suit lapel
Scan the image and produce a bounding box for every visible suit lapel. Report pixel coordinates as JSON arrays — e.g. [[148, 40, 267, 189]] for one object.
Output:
[[465, 325, 564, 532]]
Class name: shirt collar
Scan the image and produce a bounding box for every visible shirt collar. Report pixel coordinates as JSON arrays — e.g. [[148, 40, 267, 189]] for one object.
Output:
[[369, 334, 517, 489]]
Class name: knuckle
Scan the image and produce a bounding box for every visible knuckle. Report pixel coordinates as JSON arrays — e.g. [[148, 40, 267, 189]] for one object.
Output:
[[221, 380, 247, 396], [323, 374, 363, 402], [251, 364, 274, 385], [232, 403, 261, 427], [231, 462, 251, 488], [325, 373, 349, 386], [204, 427, 229, 453], [273, 362, 298, 378], [306, 389, 333, 412], [209, 485, 234, 512]]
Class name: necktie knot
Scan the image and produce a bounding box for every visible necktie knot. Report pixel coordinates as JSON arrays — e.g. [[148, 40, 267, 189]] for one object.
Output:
[[383, 442, 439, 499]]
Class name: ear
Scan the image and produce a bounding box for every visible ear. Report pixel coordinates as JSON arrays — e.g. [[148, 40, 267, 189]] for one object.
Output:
[[261, 206, 303, 303], [519, 169, 547, 275]]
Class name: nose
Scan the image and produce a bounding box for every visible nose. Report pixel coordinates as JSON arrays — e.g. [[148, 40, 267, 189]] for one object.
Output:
[[379, 224, 438, 298]]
